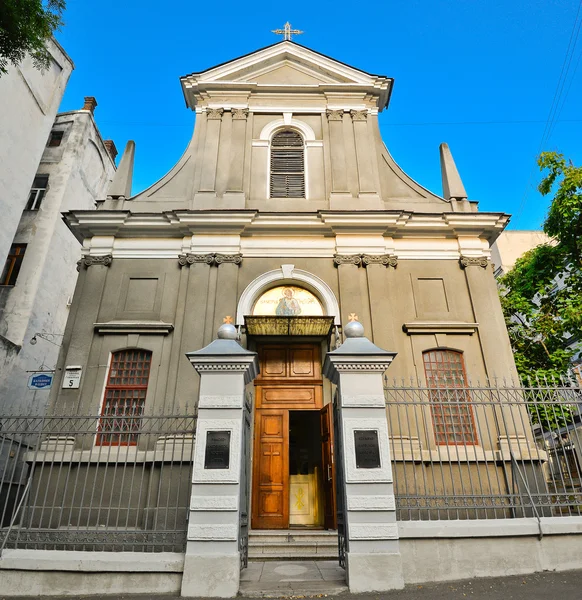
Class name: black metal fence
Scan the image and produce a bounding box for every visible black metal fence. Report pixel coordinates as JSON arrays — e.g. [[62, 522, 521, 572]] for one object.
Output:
[[1, 378, 582, 553], [0, 415, 195, 552], [384, 377, 582, 520]]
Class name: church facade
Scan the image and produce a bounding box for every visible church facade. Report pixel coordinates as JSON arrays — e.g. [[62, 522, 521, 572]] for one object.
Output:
[[49, 40, 521, 531], [6, 40, 578, 596]]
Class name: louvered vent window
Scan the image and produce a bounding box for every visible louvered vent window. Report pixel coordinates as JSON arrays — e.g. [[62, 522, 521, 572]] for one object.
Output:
[[270, 130, 305, 198]]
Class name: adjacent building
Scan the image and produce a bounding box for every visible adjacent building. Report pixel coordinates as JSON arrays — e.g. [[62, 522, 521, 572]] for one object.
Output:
[[0, 38, 74, 271], [0, 99, 117, 414]]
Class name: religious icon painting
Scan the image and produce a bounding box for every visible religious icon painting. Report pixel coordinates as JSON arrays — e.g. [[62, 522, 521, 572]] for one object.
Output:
[[252, 286, 324, 317]]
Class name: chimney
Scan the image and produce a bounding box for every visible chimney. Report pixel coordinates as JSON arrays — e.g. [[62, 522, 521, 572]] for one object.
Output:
[[82, 96, 98, 114], [104, 140, 118, 162]]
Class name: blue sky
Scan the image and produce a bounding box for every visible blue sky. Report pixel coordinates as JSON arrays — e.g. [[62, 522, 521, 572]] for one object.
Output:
[[56, 1, 582, 230]]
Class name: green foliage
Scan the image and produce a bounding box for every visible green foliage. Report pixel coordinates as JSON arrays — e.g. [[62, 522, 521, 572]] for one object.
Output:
[[0, 1, 65, 76], [499, 153, 582, 428]]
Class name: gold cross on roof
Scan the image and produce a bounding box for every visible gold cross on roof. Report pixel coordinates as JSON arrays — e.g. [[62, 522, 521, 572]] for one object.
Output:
[[272, 21, 304, 41], [223, 316, 233, 324], [348, 313, 359, 322]]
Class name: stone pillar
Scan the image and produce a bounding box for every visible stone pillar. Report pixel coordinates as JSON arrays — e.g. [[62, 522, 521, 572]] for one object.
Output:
[[181, 323, 258, 598], [323, 320, 404, 593]]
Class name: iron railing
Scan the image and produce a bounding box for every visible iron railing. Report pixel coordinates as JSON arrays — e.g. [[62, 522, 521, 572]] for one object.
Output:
[[384, 377, 582, 521], [0, 415, 195, 552], [1, 378, 581, 553]]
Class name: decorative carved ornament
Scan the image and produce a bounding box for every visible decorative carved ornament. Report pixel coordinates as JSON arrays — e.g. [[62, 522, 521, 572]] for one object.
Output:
[[326, 109, 344, 122], [178, 253, 243, 267], [231, 108, 249, 120], [350, 109, 368, 121], [215, 253, 243, 265], [333, 254, 362, 266], [76, 255, 113, 271], [459, 256, 489, 269], [206, 108, 224, 120], [178, 253, 215, 267], [334, 254, 397, 268], [362, 254, 398, 268]]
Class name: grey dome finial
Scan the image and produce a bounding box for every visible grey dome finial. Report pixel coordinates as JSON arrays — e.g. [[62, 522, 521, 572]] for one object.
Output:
[[344, 313, 364, 338], [217, 316, 238, 340]]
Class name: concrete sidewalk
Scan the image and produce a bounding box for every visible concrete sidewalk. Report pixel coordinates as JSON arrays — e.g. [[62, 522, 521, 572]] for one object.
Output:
[[2, 569, 581, 600]]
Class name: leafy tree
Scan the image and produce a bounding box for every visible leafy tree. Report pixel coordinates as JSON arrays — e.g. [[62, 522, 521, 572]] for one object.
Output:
[[499, 153, 582, 427], [0, 1, 65, 76]]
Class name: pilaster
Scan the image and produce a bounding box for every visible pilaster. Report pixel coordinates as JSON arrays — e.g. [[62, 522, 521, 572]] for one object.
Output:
[[197, 108, 223, 198], [326, 110, 349, 200], [350, 110, 380, 203], [226, 109, 248, 203]]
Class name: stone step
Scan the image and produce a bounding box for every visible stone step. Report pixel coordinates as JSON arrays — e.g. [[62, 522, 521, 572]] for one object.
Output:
[[249, 530, 338, 544], [248, 530, 339, 560]]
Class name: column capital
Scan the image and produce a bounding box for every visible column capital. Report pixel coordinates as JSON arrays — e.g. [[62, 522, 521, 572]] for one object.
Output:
[[215, 253, 243, 266], [178, 253, 215, 267], [76, 254, 112, 271], [350, 109, 368, 121], [459, 255, 489, 269], [362, 254, 398, 268], [334, 254, 362, 267], [326, 109, 344, 121], [206, 107, 224, 120], [231, 108, 249, 120]]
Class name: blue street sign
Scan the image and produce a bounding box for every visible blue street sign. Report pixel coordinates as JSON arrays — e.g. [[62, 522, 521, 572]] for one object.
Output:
[[28, 373, 54, 390]]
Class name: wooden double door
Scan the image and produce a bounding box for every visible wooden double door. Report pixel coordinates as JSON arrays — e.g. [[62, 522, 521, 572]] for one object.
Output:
[[251, 343, 336, 530]]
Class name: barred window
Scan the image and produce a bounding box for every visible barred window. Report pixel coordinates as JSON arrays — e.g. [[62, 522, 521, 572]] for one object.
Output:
[[270, 129, 305, 198], [97, 349, 152, 446], [423, 349, 478, 445]]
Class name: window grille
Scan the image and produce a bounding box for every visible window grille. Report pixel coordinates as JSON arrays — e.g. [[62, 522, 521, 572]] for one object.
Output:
[[1, 244, 27, 286], [47, 130, 64, 147], [97, 349, 152, 445], [270, 130, 305, 198], [423, 349, 478, 445], [26, 175, 49, 210]]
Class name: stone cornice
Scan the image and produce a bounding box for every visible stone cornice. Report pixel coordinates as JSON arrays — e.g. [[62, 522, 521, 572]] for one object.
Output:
[[94, 321, 174, 335], [64, 210, 510, 247], [402, 321, 479, 335], [76, 254, 112, 271]]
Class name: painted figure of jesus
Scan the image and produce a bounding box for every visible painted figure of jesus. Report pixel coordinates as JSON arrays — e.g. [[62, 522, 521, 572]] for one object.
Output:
[[275, 287, 302, 316]]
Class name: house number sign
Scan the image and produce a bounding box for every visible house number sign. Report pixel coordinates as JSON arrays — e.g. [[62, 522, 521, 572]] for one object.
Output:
[[354, 429, 381, 469], [204, 430, 231, 469]]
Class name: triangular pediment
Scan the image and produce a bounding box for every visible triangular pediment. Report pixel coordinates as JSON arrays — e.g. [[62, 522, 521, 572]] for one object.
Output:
[[183, 41, 387, 87]]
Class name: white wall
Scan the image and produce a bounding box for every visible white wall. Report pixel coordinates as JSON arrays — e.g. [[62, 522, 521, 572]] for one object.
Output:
[[0, 111, 115, 414], [0, 39, 73, 274]]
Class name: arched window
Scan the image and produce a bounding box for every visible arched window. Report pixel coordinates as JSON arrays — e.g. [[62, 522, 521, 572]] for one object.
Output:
[[423, 349, 477, 445], [97, 349, 152, 446], [270, 129, 305, 198]]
